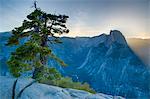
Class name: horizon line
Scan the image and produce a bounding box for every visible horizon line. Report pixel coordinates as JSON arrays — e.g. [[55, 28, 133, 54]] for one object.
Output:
[[0, 31, 150, 39]]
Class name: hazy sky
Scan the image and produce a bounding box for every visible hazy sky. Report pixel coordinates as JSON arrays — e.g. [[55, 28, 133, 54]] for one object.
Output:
[[0, 0, 149, 38]]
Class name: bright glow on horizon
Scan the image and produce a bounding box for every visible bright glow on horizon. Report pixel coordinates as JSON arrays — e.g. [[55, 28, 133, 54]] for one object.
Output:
[[0, 0, 149, 38]]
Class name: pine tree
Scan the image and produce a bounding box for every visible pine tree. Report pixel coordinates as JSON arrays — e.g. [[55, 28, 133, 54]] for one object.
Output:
[[6, 2, 69, 81]]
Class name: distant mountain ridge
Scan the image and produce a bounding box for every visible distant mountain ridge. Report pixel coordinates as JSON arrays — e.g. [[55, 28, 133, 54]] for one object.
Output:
[[0, 30, 150, 98]]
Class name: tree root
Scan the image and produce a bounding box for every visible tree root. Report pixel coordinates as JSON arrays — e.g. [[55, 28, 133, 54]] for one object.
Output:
[[12, 79, 18, 99], [16, 80, 36, 99]]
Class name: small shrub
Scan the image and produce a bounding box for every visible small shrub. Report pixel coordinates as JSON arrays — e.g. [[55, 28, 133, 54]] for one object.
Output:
[[41, 76, 96, 94]]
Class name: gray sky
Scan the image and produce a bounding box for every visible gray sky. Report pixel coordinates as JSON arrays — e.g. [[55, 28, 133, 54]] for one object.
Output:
[[0, 0, 149, 38]]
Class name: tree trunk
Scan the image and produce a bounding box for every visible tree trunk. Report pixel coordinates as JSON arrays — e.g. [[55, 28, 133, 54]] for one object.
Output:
[[40, 34, 48, 65], [32, 32, 48, 79], [41, 18, 48, 65], [32, 67, 44, 79], [32, 18, 48, 79]]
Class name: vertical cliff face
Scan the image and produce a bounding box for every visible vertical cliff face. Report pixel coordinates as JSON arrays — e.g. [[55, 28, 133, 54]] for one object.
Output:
[[0, 30, 150, 98], [49, 30, 150, 98]]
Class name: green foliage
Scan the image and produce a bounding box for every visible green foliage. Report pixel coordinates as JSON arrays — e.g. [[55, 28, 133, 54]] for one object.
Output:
[[35, 67, 62, 82], [6, 3, 95, 94], [41, 77, 96, 94], [6, 5, 69, 79]]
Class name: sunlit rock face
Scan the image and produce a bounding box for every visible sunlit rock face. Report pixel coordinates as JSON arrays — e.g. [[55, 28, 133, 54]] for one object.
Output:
[[0, 30, 150, 98]]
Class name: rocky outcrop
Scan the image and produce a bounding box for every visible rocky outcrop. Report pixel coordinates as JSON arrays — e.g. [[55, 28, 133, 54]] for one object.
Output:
[[0, 76, 124, 99]]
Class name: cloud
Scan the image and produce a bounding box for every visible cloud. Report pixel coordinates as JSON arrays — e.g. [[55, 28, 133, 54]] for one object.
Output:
[[0, 0, 149, 38]]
